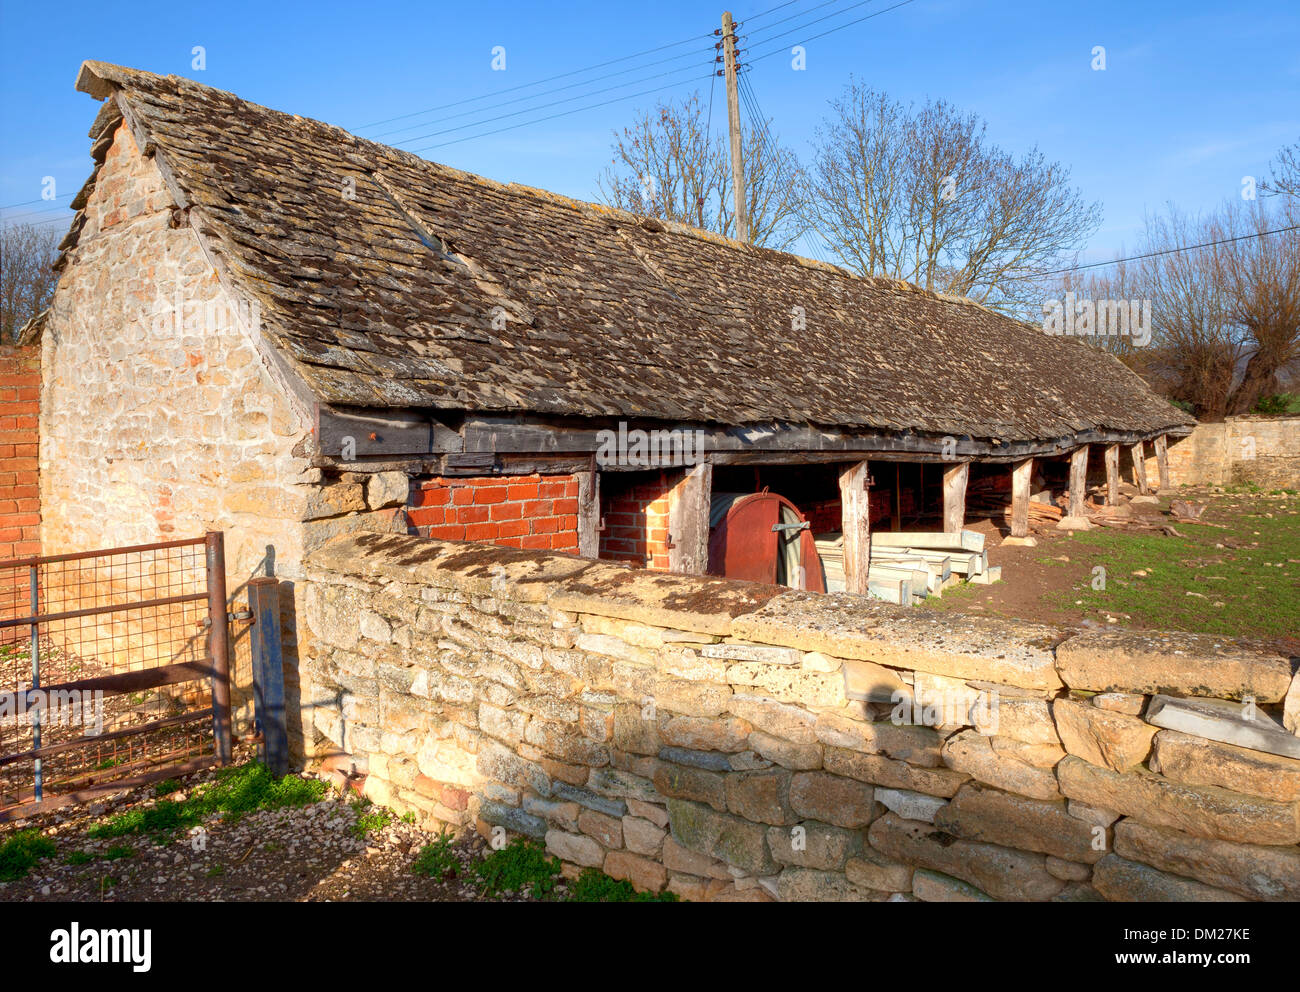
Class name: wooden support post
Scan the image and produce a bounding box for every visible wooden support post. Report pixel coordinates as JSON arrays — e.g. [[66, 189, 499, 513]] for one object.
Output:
[[1154, 433, 1170, 491], [942, 462, 969, 534], [668, 462, 712, 575], [891, 463, 902, 531], [1010, 458, 1033, 538], [1129, 440, 1149, 494], [1104, 443, 1121, 506], [839, 460, 872, 594], [1069, 446, 1088, 518], [248, 577, 288, 778], [577, 469, 600, 558]]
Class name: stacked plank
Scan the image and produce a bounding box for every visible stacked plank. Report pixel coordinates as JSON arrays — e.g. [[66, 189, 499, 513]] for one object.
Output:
[[815, 530, 1000, 606], [967, 491, 1064, 524]]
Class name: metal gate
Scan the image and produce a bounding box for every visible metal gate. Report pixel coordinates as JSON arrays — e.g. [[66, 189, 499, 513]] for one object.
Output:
[[0, 533, 231, 821]]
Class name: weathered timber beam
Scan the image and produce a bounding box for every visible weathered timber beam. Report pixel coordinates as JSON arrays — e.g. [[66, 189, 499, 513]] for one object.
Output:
[[942, 462, 969, 534], [1105, 443, 1121, 506], [1154, 433, 1170, 491], [839, 461, 872, 595], [668, 463, 712, 575], [1010, 458, 1033, 538], [1069, 446, 1089, 518], [1129, 440, 1149, 494], [577, 468, 600, 559]]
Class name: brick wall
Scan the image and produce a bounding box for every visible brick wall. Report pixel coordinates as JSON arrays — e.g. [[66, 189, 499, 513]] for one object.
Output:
[[407, 473, 580, 552], [0, 344, 41, 563], [598, 470, 676, 569]]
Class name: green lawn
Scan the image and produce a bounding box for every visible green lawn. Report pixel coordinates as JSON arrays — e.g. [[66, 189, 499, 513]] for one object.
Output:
[[1043, 505, 1299, 639]]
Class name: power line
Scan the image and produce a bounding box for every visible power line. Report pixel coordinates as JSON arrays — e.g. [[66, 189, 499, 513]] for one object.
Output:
[[0, 202, 73, 224], [0, 194, 70, 212], [353, 30, 714, 132], [749, 0, 917, 61], [746, 0, 880, 51], [408, 72, 715, 154], [746, 0, 853, 39], [391, 61, 712, 147], [1042, 224, 1300, 275], [743, 0, 804, 22], [368, 45, 714, 141]]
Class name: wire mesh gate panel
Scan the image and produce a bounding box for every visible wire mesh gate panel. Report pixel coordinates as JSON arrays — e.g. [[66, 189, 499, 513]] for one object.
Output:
[[0, 533, 232, 820]]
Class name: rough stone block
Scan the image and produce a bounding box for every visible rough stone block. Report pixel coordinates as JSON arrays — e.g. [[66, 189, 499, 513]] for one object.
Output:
[[1052, 697, 1157, 771], [1092, 854, 1247, 902], [789, 771, 878, 828], [868, 812, 1064, 901], [666, 798, 778, 875], [1057, 755, 1300, 845], [1055, 631, 1292, 702]]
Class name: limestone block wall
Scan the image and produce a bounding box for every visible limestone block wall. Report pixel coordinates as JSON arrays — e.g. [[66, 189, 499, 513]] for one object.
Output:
[[1155, 417, 1300, 489], [302, 532, 1300, 903]]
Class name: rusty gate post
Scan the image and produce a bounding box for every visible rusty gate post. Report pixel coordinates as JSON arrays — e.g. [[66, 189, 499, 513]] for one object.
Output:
[[248, 577, 288, 777], [205, 531, 232, 765]]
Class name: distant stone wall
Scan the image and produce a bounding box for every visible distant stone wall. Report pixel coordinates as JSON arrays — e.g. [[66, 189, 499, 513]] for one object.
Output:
[[302, 532, 1300, 902], [1155, 417, 1300, 489]]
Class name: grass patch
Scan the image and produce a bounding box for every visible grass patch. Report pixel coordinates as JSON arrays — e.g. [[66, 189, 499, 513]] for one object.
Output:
[[1044, 509, 1300, 638], [471, 838, 562, 899], [102, 845, 134, 861], [349, 797, 394, 838], [87, 761, 325, 842], [0, 829, 57, 881], [411, 831, 459, 881], [64, 851, 94, 866], [566, 868, 678, 902]]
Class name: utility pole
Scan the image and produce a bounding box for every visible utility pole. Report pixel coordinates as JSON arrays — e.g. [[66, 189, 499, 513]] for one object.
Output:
[[721, 10, 748, 243]]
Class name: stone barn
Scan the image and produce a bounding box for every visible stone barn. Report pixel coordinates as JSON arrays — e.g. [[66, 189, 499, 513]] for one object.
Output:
[[26, 62, 1194, 756]]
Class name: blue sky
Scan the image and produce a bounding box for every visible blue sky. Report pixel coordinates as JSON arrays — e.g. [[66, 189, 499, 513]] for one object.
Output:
[[1, 0, 1297, 264]]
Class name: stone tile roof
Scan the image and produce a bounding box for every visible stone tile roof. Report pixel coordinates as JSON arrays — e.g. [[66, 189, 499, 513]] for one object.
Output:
[[64, 61, 1194, 443]]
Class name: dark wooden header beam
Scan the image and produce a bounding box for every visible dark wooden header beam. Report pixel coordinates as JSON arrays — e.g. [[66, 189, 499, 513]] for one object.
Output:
[[312, 405, 1193, 471]]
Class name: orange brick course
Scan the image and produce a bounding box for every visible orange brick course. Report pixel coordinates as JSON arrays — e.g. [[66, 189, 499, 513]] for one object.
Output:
[[408, 473, 580, 552]]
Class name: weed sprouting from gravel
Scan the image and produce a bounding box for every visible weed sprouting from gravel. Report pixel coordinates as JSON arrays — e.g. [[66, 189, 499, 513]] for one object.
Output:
[[86, 762, 325, 841], [0, 829, 57, 881]]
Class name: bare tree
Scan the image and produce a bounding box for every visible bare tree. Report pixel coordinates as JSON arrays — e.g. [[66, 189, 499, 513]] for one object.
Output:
[[1137, 207, 1242, 420], [1214, 199, 1300, 414], [1262, 137, 1300, 197], [1, 222, 60, 343], [598, 91, 805, 250], [803, 81, 1101, 312]]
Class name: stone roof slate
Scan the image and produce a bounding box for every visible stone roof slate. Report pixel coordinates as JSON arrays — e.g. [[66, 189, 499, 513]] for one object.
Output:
[[64, 61, 1195, 444]]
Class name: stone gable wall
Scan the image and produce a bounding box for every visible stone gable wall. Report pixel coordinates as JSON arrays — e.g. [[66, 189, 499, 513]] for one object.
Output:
[[35, 122, 326, 741], [302, 532, 1300, 902]]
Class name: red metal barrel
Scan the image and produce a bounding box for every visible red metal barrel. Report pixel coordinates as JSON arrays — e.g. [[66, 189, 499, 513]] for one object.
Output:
[[706, 492, 826, 592]]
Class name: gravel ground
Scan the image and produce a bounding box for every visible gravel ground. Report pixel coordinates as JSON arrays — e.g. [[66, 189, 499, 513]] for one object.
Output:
[[0, 750, 552, 903]]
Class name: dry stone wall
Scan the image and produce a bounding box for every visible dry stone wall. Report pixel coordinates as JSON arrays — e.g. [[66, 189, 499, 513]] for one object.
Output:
[[302, 532, 1300, 902]]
